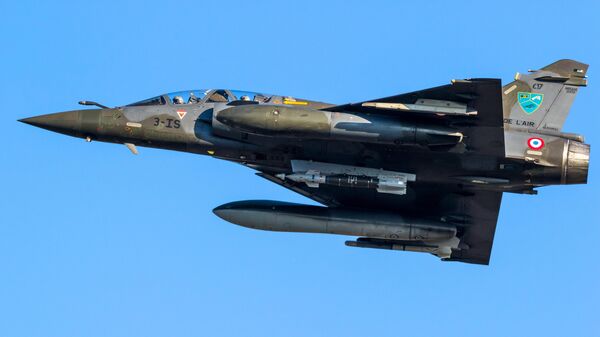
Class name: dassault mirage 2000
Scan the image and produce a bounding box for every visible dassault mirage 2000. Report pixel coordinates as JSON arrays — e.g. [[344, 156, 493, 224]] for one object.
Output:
[[20, 59, 590, 265]]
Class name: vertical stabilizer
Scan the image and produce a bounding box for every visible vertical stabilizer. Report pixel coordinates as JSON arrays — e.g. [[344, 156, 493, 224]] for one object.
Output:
[[502, 59, 588, 132]]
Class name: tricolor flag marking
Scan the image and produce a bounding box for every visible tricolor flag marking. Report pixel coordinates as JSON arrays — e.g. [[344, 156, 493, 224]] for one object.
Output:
[[527, 137, 545, 150]]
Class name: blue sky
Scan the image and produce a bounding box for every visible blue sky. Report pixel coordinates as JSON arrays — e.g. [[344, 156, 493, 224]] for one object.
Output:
[[1, 1, 599, 336]]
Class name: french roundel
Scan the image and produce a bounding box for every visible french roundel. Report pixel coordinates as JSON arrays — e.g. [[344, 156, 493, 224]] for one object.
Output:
[[527, 137, 545, 150]]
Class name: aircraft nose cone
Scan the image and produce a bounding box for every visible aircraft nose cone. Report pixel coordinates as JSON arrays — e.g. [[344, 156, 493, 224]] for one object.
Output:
[[19, 111, 81, 134], [19, 109, 103, 139]]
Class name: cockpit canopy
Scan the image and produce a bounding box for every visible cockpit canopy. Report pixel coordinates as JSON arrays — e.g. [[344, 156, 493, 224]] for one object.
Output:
[[126, 89, 272, 107]]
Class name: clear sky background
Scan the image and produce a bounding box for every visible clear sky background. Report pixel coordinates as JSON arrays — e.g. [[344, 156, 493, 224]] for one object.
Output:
[[1, 1, 599, 336]]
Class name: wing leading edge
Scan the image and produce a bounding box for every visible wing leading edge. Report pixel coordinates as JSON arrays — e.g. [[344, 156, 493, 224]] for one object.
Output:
[[324, 78, 505, 157]]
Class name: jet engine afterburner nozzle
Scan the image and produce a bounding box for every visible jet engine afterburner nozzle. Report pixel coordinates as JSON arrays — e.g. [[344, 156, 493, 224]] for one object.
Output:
[[563, 141, 590, 184]]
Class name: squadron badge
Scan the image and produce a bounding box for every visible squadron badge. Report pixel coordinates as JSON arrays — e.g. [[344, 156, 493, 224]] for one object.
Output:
[[518, 92, 544, 114]]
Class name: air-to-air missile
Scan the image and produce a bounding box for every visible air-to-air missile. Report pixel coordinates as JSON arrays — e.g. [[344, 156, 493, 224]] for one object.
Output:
[[20, 60, 591, 265]]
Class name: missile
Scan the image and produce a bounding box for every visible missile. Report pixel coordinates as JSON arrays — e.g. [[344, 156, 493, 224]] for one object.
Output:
[[213, 200, 457, 242], [276, 172, 408, 195], [277, 160, 416, 195], [215, 105, 463, 147], [278, 173, 382, 188]]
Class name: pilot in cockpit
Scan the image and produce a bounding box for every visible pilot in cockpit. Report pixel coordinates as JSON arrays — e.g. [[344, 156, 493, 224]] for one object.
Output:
[[188, 92, 199, 104], [173, 96, 184, 104]]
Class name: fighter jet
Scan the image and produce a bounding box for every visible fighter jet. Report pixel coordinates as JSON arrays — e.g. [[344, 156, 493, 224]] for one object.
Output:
[[20, 59, 590, 265]]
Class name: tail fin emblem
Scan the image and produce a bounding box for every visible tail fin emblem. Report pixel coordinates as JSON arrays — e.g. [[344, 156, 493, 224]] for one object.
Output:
[[518, 92, 544, 114]]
